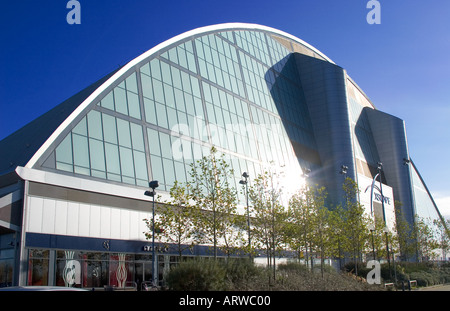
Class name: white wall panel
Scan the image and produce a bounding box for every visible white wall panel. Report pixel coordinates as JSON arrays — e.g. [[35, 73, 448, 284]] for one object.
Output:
[[42, 198, 56, 234], [120, 209, 130, 240], [27, 196, 43, 233], [100, 206, 111, 238], [54, 200, 68, 235], [128, 211, 138, 240], [139, 211, 150, 241], [66, 201, 79, 236], [110, 208, 121, 239], [89, 204, 101, 237], [25, 195, 150, 242], [78, 203, 90, 237]]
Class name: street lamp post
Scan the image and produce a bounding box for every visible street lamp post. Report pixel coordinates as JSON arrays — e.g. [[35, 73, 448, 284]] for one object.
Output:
[[144, 180, 159, 288], [369, 224, 376, 261], [337, 165, 348, 270], [303, 168, 311, 268], [239, 172, 251, 260], [374, 162, 394, 280], [377, 163, 393, 276], [384, 226, 392, 280]]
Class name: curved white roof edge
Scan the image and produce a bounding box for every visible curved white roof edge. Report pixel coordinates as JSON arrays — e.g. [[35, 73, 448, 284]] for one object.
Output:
[[25, 23, 334, 169]]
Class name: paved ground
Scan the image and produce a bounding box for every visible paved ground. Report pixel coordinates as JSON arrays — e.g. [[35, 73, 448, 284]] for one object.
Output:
[[417, 284, 450, 291]]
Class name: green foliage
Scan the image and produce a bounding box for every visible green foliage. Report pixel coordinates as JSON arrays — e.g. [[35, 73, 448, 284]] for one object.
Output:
[[395, 262, 450, 287], [341, 177, 371, 268], [166, 259, 383, 291], [275, 262, 382, 291], [143, 147, 449, 290], [187, 146, 242, 258], [277, 262, 309, 273], [409, 271, 435, 287], [343, 262, 366, 276], [248, 169, 287, 272], [145, 181, 196, 259], [223, 258, 263, 290], [165, 259, 229, 291]]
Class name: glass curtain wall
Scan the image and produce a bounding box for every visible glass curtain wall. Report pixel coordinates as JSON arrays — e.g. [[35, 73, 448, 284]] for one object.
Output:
[[48, 29, 319, 203], [411, 166, 442, 222]]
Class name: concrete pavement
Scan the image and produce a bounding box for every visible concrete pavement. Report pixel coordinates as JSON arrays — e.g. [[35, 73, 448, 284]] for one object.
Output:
[[417, 284, 450, 291]]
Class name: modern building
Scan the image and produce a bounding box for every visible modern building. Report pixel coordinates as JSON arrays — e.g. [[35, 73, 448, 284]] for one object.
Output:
[[0, 23, 445, 288]]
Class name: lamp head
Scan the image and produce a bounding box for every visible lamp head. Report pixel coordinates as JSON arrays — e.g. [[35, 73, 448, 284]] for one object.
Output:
[[144, 190, 155, 197], [149, 180, 159, 190]]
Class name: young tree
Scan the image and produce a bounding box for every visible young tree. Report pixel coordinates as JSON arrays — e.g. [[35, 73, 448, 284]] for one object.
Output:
[[433, 218, 450, 261], [217, 185, 246, 258], [286, 186, 312, 264], [393, 200, 415, 261], [143, 181, 196, 260], [394, 203, 443, 262], [366, 215, 390, 260], [328, 204, 347, 271], [413, 216, 439, 261], [248, 170, 287, 281], [187, 146, 240, 259], [341, 177, 370, 275], [307, 185, 329, 277]]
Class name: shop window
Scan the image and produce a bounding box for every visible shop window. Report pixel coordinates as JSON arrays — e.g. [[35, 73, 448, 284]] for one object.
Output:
[[0, 259, 13, 287], [0, 233, 16, 287], [28, 249, 49, 286]]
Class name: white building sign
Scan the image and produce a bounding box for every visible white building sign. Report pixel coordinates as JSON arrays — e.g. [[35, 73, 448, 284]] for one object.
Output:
[[358, 174, 396, 231]]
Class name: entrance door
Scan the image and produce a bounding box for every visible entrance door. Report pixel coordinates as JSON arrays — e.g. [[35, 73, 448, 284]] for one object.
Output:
[[134, 261, 154, 290]]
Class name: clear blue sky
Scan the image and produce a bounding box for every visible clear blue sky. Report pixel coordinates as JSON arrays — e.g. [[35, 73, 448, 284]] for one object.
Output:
[[1, 0, 449, 218]]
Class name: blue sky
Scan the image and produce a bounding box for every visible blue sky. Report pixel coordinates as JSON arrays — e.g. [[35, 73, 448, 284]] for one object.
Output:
[[1, 0, 449, 219]]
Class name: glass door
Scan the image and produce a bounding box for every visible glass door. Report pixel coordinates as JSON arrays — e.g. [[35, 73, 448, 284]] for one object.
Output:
[[134, 261, 154, 290]]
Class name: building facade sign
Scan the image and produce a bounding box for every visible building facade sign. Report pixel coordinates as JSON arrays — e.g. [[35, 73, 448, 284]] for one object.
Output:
[[358, 173, 396, 231]]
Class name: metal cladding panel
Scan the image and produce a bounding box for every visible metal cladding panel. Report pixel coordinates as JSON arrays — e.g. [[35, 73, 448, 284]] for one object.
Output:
[[365, 108, 415, 225], [295, 53, 355, 205]]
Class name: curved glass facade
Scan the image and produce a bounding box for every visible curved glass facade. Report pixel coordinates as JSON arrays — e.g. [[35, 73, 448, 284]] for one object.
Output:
[[411, 163, 442, 222], [46, 28, 321, 202], [33, 24, 445, 225]]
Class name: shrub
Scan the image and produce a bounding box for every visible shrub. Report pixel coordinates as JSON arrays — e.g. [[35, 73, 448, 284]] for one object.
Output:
[[166, 258, 386, 291], [343, 262, 369, 278], [277, 262, 308, 273], [409, 271, 434, 287], [441, 267, 450, 283], [165, 258, 228, 291], [392, 262, 450, 287], [276, 262, 383, 291], [380, 263, 408, 282], [224, 258, 263, 290]]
